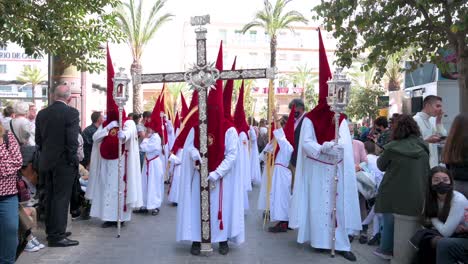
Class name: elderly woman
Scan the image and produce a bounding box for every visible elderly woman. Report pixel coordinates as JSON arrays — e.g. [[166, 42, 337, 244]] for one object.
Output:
[[373, 114, 430, 263], [8, 102, 34, 146], [0, 122, 23, 263]]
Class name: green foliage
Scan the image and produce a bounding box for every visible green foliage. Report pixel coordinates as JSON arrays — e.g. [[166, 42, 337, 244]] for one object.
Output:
[[313, 0, 468, 81], [304, 84, 318, 111], [287, 64, 318, 109], [241, 0, 308, 37], [115, 0, 173, 61], [0, 0, 123, 73], [17, 66, 46, 86]]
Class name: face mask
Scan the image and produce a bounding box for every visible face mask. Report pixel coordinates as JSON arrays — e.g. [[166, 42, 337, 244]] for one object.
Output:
[[294, 111, 300, 118], [431, 182, 452, 194]]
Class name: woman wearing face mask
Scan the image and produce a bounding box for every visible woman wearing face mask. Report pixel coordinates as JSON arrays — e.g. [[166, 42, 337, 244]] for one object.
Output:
[[414, 166, 468, 264]]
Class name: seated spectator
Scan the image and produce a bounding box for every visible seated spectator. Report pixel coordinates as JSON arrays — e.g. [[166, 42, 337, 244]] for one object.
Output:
[[413, 166, 468, 264], [19, 145, 45, 252], [361, 141, 384, 245], [442, 113, 468, 197]]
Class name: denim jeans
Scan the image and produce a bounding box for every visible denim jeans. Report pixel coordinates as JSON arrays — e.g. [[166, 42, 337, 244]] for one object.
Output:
[[0, 195, 18, 264], [379, 213, 394, 254]]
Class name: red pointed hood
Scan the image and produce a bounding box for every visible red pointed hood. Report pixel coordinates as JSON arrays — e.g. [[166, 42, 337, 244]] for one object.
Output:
[[223, 57, 237, 121], [146, 94, 164, 138], [174, 111, 181, 131], [305, 29, 344, 144], [284, 104, 295, 148], [202, 41, 226, 172], [100, 45, 127, 160], [171, 89, 199, 154], [233, 80, 250, 136], [180, 93, 189, 119], [103, 45, 126, 127]]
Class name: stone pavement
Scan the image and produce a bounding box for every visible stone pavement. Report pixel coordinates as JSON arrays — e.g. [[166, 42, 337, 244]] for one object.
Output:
[[17, 185, 388, 264]]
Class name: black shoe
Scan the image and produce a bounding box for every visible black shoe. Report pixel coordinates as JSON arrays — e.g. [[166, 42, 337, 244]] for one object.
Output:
[[268, 222, 288, 233], [367, 233, 381, 246], [133, 208, 148, 214], [190, 242, 201, 256], [338, 251, 357, 262], [348, 235, 354, 243], [171, 202, 178, 207], [151, 208, 160, 216], [101, 221, 117, 228], [359, 234, 368, 244], [219, 241, 229, 255], [65, 232, 72, 237], [48, 238, 79, 247]]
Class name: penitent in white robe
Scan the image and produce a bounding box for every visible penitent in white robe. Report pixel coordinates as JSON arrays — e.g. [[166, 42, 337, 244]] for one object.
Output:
[[167, 149, 183, 203], [238, 131, 251, 210], [257, 129, 293, 221], [176, 127, 245, 244], [249, 126, 262, 185], [140, 133, 164, 210], [289, 118, 361, 251], [86, 120, 143, 222]]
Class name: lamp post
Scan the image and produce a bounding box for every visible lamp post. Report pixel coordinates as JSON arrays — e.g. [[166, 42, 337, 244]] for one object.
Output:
[[326, 67, 351, 257], [112, 67, 130, 238]]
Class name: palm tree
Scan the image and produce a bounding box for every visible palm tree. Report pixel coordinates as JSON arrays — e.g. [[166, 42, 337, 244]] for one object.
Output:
[[17, 65, 46, 103], [241, 0, 307, 123], [287, 64, 315, 101], [115, 0, 173, 113], [167, 82, 188, 119]]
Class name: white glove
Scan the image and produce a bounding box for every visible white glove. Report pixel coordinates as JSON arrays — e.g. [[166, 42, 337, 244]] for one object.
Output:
[[105, 121, 118, 131], [328, 144, 344, 159], [321, 141, 335, 153], [208, 171, 220, 182], [118, 131, 125, 140], [190, 149, 201, 162]]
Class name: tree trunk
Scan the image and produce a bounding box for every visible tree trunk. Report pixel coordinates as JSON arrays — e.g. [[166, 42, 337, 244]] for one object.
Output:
[[131, 60, 143, 114], [31, 85, 36, 104], [267, 34, 277, 128], [458, 50, 468, 113]]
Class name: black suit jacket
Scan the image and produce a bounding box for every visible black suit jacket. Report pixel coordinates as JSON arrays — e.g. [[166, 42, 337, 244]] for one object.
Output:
[[290, 117, 304, 167], [35, 101, 80, 171]]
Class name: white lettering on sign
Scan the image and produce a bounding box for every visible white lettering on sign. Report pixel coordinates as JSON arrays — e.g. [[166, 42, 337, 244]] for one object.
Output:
[[0, 51, 43, 60]]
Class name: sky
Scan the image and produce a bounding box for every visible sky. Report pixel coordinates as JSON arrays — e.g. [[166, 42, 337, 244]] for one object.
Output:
[[109, 0, 322, 75]]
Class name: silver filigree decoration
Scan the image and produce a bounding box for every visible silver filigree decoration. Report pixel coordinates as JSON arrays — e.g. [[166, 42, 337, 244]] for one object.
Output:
[[201, 190, 209, 220], [141, 74, 164, 84], [165, 73, 185, 82], [266, 67, 277, 80], [241, 69, 267, 79], [184, 63, 219, 91], [202, 222, 210, 240], [220, 70, 241, 79], [197, 41, 206, 65]]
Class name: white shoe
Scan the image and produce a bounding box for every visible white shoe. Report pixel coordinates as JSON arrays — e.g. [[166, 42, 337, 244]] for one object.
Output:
[[31, 236, 45, 249], [24, 240, 40, 252]]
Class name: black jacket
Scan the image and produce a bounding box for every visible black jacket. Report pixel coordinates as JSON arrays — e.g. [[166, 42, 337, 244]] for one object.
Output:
[[35, 101, 80, 170], [290, 117, 304, 167]]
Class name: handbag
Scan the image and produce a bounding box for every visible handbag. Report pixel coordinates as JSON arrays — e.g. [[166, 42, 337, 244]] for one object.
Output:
[[16, 176, 31, 203]]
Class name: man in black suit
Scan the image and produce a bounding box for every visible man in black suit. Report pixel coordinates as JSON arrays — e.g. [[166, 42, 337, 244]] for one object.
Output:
[[35, 85, 80, 247], [288, 98, 306, 169]]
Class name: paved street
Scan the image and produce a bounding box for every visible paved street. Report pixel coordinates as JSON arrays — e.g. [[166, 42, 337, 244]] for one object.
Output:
[[17, 185, 387, 264]]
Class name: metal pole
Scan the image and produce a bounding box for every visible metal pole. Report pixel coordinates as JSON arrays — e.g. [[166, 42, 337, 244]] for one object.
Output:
[[330, 111, 340, 257], [117, 106, 123, 238]]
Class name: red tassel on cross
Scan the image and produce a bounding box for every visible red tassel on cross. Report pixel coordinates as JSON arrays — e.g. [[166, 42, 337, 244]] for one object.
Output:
[[218, 211, 222, 220], [219, 220, 224, 230]]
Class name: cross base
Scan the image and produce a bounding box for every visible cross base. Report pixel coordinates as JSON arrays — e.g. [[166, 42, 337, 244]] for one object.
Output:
[[200, 243, 213, 256]]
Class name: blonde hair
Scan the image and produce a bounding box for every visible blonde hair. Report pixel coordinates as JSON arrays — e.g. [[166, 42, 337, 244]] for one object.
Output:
[[14, 101, 29, 115], [0, 122, 4, 138]]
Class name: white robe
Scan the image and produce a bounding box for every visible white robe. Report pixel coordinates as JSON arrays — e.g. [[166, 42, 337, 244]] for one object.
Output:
[[249, 126, 262, 185], [140, 133, 164, 210], [257, 129, 293, 222], [86, 120, 143, 222], [413, 112, 447, 168], [176, 127, 245, 244], [238, 131, 251, 210], [167, 149, 183, 203], [289, 118, 361, 251]]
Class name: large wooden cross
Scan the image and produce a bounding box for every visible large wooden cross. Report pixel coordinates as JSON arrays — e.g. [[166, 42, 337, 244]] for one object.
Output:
[[138, 14, 275, 254]]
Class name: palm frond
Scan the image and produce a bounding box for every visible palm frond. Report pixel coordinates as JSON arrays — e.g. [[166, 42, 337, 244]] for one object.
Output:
[[142, 13, 173, 45], [241, 21, 264, 34]]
